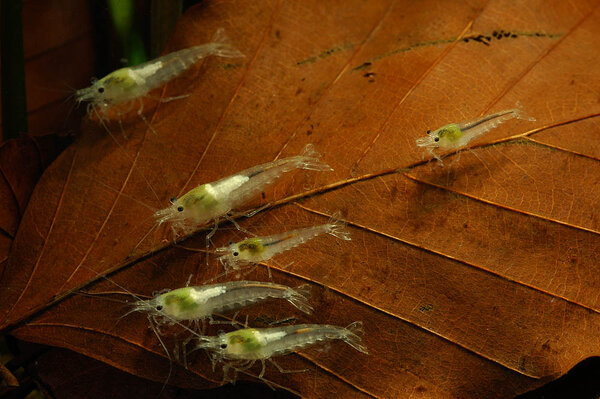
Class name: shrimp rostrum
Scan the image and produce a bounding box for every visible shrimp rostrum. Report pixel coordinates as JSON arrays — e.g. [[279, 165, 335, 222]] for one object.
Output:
[[416, 104, 535, 163], [75, 28, 243, 125], [193, 322, 368, 384], [154, 144, 332, 238], [215, 211, 351, 272]]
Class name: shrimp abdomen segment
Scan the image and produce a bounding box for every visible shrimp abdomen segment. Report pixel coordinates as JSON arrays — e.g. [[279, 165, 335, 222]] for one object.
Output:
[[201, 281, 312, 315], [458, 107, 535, 142], [226, 144, 332, 209], [129, 28, 244, 93]]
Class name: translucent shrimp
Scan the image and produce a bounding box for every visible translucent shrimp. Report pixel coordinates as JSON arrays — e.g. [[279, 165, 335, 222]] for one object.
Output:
[[130, 281, 313, 327], [154, 144, 333, 239], [416, 104, 535, 163], [193, 322, 368, 384], [75, 28, 244, 129], [215, 211, 351, 272]]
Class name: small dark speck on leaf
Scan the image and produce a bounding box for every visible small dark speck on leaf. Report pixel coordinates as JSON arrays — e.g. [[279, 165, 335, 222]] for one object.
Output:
[[306, 130, 312, 136], [363, 72, 376, 78], [261, 192, 266, 199], [542, 341, 552, 351], [354, 61, 372, 71], [419, 304, 434, 312], [275, 29, 281, 39]]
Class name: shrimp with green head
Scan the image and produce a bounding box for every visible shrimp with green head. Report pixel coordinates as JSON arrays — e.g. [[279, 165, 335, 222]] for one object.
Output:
[[75, 28, 244, 131], [193, 322, 368, 386], [130, 280, 313, 328], [153, 144, 333, 245], [416, 104, 535, 164], [215, 211, 351, 273]]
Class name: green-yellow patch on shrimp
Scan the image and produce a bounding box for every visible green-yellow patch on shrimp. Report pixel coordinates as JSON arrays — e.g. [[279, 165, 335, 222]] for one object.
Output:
[[227, 329, 264, 354], [215, 211, 351, 272], [416, 104, 536, 163], [238, 238, 266, 255]]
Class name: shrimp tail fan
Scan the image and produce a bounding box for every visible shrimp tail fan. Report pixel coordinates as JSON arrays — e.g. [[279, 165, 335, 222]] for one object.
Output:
[[513, 101, 536, 122], [296, 144, 334, 171], [342, 321, 369, 354], [210, 28, 245, 58], [285, 284, 313, 314], [326, 210, 351, 240]]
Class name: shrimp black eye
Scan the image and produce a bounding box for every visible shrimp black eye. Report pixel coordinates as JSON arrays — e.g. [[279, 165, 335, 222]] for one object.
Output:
[[229, 241, 234, 245], [434, 137, 439, 142], [220, 343, 228, 349], [170, 197, 177, 203], [156, 305, 163, 311], [427, 130, 432, 134], [233, 252, 239, 257], [177, 206, 184, 212], [98, 87, 105, 93]]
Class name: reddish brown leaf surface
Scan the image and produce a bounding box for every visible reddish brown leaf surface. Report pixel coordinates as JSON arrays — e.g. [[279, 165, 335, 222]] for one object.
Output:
[[0, 136, 63, 266], [2, 0, 600, 397]]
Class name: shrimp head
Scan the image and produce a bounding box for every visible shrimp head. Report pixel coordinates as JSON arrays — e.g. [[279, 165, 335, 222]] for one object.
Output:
[[154, 183, 230, 228], [416, 123, 463, 151]]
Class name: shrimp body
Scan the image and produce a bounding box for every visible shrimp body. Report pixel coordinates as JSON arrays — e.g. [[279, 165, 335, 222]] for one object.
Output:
[[197, 322, 368, 361], [75, 28, 244, 111], [132, 281, 312, 322], [216, 212, 351, 271], [154, 144, 333, 233], [416, 106, 535, 162]]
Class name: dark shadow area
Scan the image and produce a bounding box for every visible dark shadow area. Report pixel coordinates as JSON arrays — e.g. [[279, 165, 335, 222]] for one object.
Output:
[[515, 357, 600, 399]]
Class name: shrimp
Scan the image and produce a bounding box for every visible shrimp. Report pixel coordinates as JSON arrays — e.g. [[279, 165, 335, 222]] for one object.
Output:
[[130, 281, 313, 327], [82, 275, 313, 386], [154, 144, 332, 240], [416, 104, 535, 163], [193, 322, 368, 384], [215, 211, 351, 272], [75, 28, 244, 131]]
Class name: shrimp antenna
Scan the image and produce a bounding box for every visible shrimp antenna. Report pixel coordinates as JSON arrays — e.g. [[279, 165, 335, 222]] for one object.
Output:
[[148, 314, 172, 396], [91, 105, 162, 206]]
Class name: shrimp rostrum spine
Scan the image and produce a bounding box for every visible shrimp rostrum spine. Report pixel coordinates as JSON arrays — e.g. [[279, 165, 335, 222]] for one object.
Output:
[[154, 144, 333, 233]]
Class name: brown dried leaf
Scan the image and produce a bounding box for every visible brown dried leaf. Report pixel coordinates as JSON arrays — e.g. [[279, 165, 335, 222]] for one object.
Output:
[[2, 0, 600, 397]]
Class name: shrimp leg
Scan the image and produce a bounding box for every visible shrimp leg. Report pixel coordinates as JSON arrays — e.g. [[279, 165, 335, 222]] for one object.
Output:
[[205, 220, 219, 265], [136, 97, 158, 135], [223, 213, 254, 236], [267, 358, 308, 375]]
